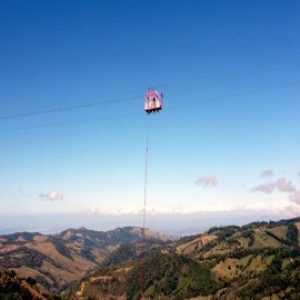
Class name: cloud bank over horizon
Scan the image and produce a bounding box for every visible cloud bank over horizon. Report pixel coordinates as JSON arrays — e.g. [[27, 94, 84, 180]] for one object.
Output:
[[3, 170, 300, 230], [0, 205, 299, 236]]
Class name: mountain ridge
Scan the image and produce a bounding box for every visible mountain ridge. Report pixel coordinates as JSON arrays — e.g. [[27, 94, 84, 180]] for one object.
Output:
[[71, 217, 300, 299], [1, 218, 300, 299], [0, 226, 172, 297]]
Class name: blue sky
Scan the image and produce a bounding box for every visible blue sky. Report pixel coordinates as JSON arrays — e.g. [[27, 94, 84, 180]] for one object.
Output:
[[1, 0, 300, 227]]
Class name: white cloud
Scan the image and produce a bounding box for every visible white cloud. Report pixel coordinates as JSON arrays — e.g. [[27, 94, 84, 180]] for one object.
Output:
[[39, 191, 63, 201], [251, 183, 274, 194], [260, 169, 274, 178], [195, 175, 217, 187], [251, 177, 296, 194], [251, 176, 300, 209], [276, 178, 296, 193], [289, 191, 300, 205]]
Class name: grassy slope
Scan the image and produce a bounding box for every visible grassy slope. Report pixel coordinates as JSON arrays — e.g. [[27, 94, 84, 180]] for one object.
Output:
[[182, 219, 300, 299], [72, 218, 300, 300], [0, 227, 170, 297]]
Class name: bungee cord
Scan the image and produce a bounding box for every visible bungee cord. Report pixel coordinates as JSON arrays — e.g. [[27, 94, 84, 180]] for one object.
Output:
[[138, 117, 149, 299]]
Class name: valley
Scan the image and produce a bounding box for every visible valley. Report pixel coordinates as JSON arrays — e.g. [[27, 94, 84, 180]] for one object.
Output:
[[1, 218, 300, 299]]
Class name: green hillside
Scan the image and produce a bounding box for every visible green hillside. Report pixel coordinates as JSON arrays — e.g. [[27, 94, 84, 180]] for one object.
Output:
[[71, 218, 300, 300], [1, 219, 300, 299]]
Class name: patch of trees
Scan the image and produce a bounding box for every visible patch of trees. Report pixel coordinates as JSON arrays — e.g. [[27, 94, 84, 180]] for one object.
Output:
[[207, 226, 239, 240], [80, 248, 96, 262], [37, 269, 61, 291], [241, 229, 255, 247], [51, 239, 73, 260], [0, 270, 41, 300], [126, 250, 218, 299], [268, 218, 300, 228], [101, 244, 137, 268], [241, 221, 268, 230], [287, 223, 299, 245], [4, 232, 40, 243], [0, 248, 44, 268], [203, 247, 293, 265], [237, 253, 300, 299]]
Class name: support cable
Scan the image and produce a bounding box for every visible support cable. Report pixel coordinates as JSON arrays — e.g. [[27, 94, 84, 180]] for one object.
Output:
[[139, 117, 149, 299]]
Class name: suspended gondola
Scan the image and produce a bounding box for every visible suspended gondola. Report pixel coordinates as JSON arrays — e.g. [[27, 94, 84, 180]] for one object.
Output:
[[144, 89, 163, 114]]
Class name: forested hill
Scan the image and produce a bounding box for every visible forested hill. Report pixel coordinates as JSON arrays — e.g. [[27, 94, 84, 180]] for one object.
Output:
[[72, 217, 300, 300], [0, 270, 45, 299], [1, 219, 300, 299]]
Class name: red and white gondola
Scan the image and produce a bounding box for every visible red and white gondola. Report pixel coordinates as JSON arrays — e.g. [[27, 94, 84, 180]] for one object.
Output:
[[144, 89, 163, 114]]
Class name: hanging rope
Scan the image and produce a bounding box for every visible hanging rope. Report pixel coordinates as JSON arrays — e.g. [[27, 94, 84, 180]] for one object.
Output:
[[143, 119, 149, 237], [138, 117, 149, 299]]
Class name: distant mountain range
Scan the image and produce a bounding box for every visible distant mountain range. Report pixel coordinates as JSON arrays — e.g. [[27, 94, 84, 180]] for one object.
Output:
[[0, 218, 300, 299], [0, 226, 171, 298]]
